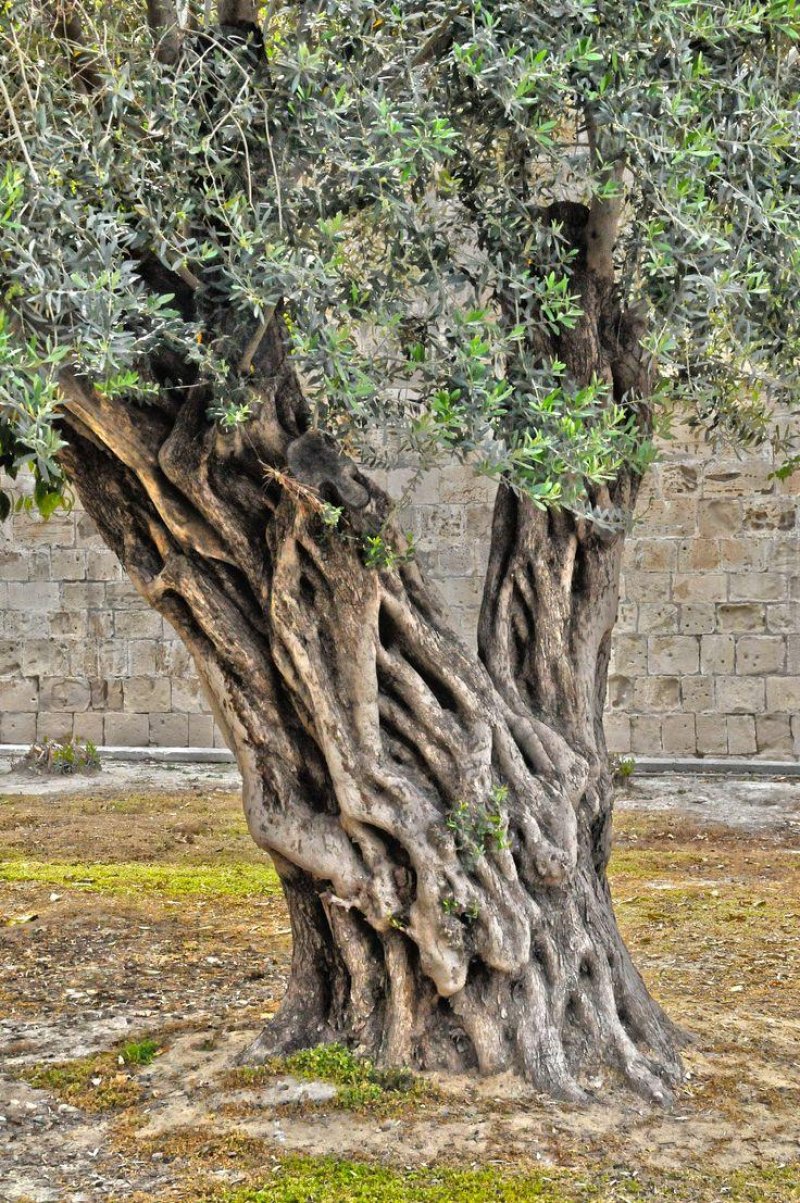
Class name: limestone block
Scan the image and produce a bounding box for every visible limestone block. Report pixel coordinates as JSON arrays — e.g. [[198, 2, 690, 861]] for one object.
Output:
[[695, 715, 728, 755], [123, 677, 172, 712], [726, 715, 756, 755], [755, 714, 793, 758], [701, 635, 735, 675], [633, 677, 681, 712], [735, 637, 786, 676], [188, 714, 215, 746], [39, 677, 92, 712], [679, 604, 716, 635], [661, 714, 697, 755], [672, 574, 726, 603], [36, 712, 74, 741], [603, 714, 630, 754], [104, 713, 149, 746], [681, 677, 714, 710], [717, 604, 765, 632], [729, 573, 786, 602], [8, 581, 60, 612], [648, 636, 700, 676], [114, 610, 163, 639], [149, 712, 190, 747], [636, 603, 677, 633], [611, 635, 648, 676], [0, 678, 39, 712], [676, 540, 721, 572], [0, 711, 36, 743], [698, 500, 740, 536], [50, 550, 87, 581], [716, 676, 766, 714], [765, 676, 800, 713], [630, 715, 662, 753]]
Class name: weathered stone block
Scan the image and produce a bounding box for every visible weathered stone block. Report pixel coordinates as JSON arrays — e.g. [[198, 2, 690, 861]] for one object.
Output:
[[679, 604, 715, 635], [648, 636, 700, 675], [633, 676, 681, 712], [701, 635, 735, 675], [630, 716, 662, 753], [611, 635, 648, 676], [681, 677, 714, 710], [728, 573, 785, 602], [765, 676, 800, 713], [123, 677, 172, 713], [603, 714, 630, 755], [0, 711, 36, 744], [695, 715, 728, 755], [636, 603, 677, 633], [726, 715, 756, 755], [114, 610, 163, 639], [717, 603, 766, 632], [104, 713, 149, 746], [672, 574, 726, 603], [22, 640, 69, 677], [735, 636, 785, 676], [50, 550, 87, 581], [716, 676, 766, 714], [661, 714, 697, 755], [149, 712, 190, 747], [755, 714, 793, 758], [676, 540, 720, 572], [188, 714, 215, 746], [698, 500, 740, 537], [36, 712, 74, 741], [39, 677, 91, 712]]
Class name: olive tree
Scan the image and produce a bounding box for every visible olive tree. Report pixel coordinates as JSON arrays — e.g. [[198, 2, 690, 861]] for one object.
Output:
[[1, 0, 798, 1103]]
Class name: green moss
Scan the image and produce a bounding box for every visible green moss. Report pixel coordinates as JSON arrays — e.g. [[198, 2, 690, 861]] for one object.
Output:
[[229, 1043, 437, 1112], [21, 1034, 167, 1111], [0, 859, 281, 898], [199, 1157, 800, 1203], [120, 1038, 160, 1066]]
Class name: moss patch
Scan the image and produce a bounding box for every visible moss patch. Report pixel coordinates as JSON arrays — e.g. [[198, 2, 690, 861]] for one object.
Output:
[[0, 859, 281, 899], [22, 1037, 165, 1112], [227, 1043, 439, 1113], [173, 1155, 800, 1203]]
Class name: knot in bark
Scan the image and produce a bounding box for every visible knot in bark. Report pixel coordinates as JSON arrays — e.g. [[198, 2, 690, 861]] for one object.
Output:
[[286, 430, 370, 511]]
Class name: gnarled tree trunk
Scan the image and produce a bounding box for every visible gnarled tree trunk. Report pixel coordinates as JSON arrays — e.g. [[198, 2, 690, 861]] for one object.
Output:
[[57, 303, 682, 1104]]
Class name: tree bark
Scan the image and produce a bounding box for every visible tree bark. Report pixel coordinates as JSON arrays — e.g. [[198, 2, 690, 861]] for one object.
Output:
[[55, 300, 682, 1104]]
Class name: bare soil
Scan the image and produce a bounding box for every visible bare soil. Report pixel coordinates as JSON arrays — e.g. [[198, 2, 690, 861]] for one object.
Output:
[[1, 759, 799, 1202]]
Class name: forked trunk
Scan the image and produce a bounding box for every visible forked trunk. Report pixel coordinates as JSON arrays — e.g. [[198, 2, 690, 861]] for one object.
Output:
[[57, 315, 681, 1103]]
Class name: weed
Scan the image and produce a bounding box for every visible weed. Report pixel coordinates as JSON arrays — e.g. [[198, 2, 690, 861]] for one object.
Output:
[[0, 859, 282, 898], [362, 530, 416, 571], [228, 1043, 436, 1113], [447, 785, 509, 869], [611, 754, 636, 783], [15, 737, 100, 776], [22, 1036, 162, 1112]]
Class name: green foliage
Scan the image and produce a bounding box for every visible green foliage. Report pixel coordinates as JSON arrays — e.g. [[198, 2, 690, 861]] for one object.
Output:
[[17, 737, 101, 776], [0, 1, 798, 515], [22, 1034, 162, 1111], [233, 1042, 435, 1111], [207, 1156, 800, 1203], [447, 784, 510, 870], [0, 858, 282, 898], [362, 530, 416, 570], [119, 1038, 160, 1066], [611, 754, 637, 783]]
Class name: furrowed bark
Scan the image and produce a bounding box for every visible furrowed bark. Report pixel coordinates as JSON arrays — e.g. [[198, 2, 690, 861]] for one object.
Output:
[[57, 288, 681, 1102]]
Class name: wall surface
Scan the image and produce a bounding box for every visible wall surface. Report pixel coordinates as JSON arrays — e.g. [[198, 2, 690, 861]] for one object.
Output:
[[1, 426, 798, 757]]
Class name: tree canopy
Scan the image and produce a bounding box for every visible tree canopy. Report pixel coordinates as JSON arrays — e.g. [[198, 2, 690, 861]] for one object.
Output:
[[1, 0, 799, 523]]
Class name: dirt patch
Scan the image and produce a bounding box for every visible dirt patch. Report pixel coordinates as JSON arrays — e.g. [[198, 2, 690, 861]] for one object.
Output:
[[1, 766, 799, 1201]]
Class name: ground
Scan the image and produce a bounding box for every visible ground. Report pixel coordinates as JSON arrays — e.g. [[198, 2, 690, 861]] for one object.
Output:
[[1, 758, 799, 1203]]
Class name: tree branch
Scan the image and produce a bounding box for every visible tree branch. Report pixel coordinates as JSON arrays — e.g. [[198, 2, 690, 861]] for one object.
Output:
[[146, 0, 182, 65]]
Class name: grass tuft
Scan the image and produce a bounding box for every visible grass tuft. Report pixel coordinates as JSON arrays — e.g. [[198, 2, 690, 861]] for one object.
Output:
[[229, 1042, 437, 1112]]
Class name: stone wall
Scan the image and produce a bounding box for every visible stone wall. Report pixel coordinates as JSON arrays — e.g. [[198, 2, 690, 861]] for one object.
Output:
[[1, 426, 798, 757]]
